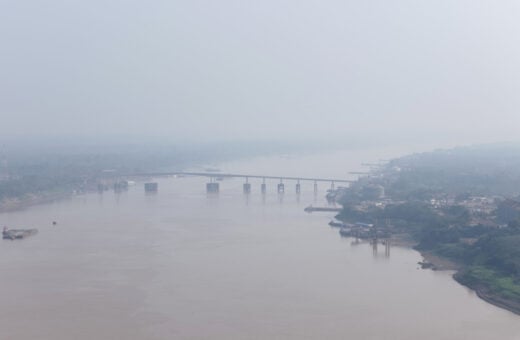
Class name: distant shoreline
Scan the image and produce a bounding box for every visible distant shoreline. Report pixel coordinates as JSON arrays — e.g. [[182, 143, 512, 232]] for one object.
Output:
[[0, 192, 72, 214], [329, 145, 520, 317]]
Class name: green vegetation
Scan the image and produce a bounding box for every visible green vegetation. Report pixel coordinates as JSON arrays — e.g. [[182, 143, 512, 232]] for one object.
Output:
[[337, 144, 520, 313], [456, 266, 520, 301]]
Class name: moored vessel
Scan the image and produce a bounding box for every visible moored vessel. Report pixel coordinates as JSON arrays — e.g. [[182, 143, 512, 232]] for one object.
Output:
[[2, 227, 38, 240]]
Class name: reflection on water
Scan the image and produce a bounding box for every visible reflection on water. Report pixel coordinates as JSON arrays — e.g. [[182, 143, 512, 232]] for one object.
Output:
[[0, 149, 519, 340], [371, 239, 391, 258]]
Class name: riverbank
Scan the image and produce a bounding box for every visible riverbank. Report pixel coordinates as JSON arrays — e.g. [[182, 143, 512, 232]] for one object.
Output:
[[418, 250, 460, 271], [414, 249, 520, 314], [335, 212, 520, 316], [0, 192, 72, 214], [348, 228, 520, 315], [332, 144, 520, 317], [417, 250, 520, 315], [454, 271, 520, 316]]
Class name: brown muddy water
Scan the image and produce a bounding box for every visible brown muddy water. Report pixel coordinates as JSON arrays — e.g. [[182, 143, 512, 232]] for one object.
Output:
[[1, 149, 519, 339]]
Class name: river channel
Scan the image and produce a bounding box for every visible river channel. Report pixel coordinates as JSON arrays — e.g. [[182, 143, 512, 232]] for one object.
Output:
[[1, 148, 519, 339]]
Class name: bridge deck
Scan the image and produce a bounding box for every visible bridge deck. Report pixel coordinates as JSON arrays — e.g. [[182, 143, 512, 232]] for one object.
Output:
[[129, 172, 353, 183]]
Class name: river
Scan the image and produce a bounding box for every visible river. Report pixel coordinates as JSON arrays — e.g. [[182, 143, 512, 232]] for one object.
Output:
[[1, 147, 519, 339]]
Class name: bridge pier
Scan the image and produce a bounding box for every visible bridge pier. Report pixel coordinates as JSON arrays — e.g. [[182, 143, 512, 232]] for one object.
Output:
[[145, 182, 158, 193], [261, 178, 266, 194], [243, 177, 251, 194], [372, 238, 378, 257], [277, 179, 285, 194], [295, 180, 301, 194], [314, 181, 318, 194], [385, 239, 390, 258], [331, 181, 335, 190], [206, 182, 219, 193]]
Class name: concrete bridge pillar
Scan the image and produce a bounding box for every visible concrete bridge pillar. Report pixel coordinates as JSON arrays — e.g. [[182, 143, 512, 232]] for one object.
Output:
[[243, 177, 251, 194], [277, 179, 285, 194], [206, 182, 219, 193], [295, 180, 301, 194], [145, 182, 158, 193], [314, 181, 318, 194], [385, 240, 390, 258]]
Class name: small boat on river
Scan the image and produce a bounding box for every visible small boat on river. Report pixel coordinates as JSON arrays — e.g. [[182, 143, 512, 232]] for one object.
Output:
[[329, 220, 346, 228], [339, 226, 352, 237], [304, 205, 342, 213], [2, 227, 38, 240]]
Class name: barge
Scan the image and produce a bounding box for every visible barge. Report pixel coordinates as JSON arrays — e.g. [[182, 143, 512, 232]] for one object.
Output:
[[2, 227, 38, 240]]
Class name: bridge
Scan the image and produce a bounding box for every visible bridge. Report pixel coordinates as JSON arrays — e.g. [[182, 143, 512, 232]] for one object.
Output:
[[128, 171, 354, 194]]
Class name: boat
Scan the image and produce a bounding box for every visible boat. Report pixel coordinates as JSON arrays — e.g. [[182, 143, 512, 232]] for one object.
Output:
[[339, 227, 352, 237], [304, 205, 342, 213], [2, 227, 38, 240], [328, 220, 346, 228]]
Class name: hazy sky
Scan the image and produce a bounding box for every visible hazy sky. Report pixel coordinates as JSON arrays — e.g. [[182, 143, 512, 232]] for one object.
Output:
[[1, 1, 519, 145]]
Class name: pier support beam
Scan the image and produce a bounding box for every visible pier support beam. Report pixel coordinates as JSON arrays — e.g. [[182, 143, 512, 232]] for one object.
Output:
[[385, 240, 390, 258], [295, 180, 301, 194], [243, 183, 251, 194], [206, 182, 219, 193], [372, 238, 378, 257], [277, 179, 285, 194], [145, 182, 158, 193]]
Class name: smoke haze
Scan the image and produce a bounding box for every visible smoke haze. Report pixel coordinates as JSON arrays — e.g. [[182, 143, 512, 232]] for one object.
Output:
[[1, 1, 519, 145]]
